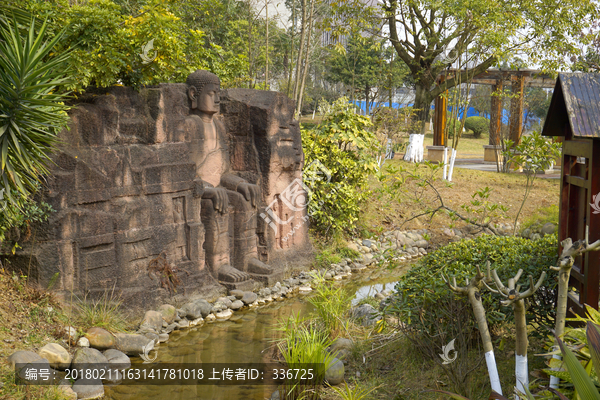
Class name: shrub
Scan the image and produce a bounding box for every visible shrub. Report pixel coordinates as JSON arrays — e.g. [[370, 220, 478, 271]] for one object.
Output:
[[446, 118, 462, 138], [302, 97, 379, 236], [388, 234, 558, 341], [464, 116, 490, 138]]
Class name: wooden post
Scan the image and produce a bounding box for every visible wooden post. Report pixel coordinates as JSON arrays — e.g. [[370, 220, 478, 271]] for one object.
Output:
[[489, 80, 503, 146], [433, 77, 447, 147], [509, 75, 525, 145]]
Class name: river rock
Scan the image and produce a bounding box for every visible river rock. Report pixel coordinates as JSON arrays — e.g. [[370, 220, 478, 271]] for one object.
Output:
[[104, 349, 131, 369], [230, 300, 244, 310], [8, 350, 43, 368], [158, 333, 170, 343], [85, 327, 115, 350], [65, 326, 78, 341], [113, 333, 154, 356], [58, 381, 77, 400], [211, 302, 226, 313], [205, 314, 216, 323], [144, 332, 160, 344], [177, 319, 190, 329], [259, 288, 271, 297], [71, 348, 108, 371], [181, 302, 202, 320], [217, 297, 233, 308], [189, 317, 203, 327], [39, 343, 71, 370], [531, 233, 542, 241], [230, 289, 244, 299], [72, 379, 104, 400], [241, 292, 258, 305], [350, 304, 381, 326], [140, 310, 163, 332], [216, 309, 233, 321], [158, 304, 177, 324], [415, 239, 429, 248], [361, 239, 372, 247], [163, 323, 177, 334], [77, 337, 90, 347], [329, 338, 353, 361], [541, 222, 557, 236], [325, 357, 345, 385]]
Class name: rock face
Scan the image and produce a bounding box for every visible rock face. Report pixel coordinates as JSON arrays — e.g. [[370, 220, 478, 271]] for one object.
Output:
[[38, 343, 71, 370], [9, 82, 311, 306]]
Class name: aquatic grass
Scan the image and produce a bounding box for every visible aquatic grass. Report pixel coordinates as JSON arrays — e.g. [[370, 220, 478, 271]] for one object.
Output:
[[73, 287, 128, 332], [276, 312, 337, 400], [329, 381, 380, 400], [308, 271, 354, 338]]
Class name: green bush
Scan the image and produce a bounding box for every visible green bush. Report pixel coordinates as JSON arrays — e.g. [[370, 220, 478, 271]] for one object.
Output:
[[388, 234, 558, 339], [464, 116, 490, 138], [446, 118, 462, 138], [302, 97, 379, 236]]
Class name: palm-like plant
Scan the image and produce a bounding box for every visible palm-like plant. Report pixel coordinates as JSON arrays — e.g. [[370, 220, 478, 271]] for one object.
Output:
[[0, 13, 71, 207]]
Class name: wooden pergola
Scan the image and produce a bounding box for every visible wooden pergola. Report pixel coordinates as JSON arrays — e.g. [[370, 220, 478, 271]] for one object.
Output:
[[429, 69, 555, 163]]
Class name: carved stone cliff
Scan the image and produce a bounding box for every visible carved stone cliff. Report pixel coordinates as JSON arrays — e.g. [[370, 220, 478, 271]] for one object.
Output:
[[7, 83, 312, 305]]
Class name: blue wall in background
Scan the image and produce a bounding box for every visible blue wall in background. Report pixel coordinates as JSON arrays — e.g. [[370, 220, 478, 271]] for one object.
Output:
[[351, 101, 541, 130]]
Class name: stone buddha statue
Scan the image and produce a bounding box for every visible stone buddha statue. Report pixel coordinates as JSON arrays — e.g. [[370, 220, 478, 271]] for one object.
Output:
[[185, 70, 273, 288]]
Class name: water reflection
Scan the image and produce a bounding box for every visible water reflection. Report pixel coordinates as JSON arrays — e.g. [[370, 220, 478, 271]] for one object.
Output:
[[104, 265, 411, 400]]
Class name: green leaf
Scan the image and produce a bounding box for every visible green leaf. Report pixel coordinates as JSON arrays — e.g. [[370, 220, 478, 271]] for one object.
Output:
[[556, 335, 600, 400]]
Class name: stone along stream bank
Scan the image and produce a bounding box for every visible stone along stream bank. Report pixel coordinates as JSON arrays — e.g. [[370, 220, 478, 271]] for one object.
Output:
[[8, 230, 429, 400]]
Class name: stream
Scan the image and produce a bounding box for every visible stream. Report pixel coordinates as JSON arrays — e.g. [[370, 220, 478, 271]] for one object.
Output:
[[104, 265, 411, 400]]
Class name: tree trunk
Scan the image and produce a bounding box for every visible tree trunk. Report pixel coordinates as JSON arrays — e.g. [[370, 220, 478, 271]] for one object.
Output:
[[404, 81, 431, 162], [295, 0, 314, 117], [514, 300, 529, 397], [265, 0, 269, 90], [292, 0, 307, 103], [468, 288, 502, 395]]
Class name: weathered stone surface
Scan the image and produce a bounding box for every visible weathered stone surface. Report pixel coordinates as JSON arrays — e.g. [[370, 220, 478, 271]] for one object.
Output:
[[39, 343, 71, 370], [71, 348, 108, 371], [104, 349, 131, 369], [230, 300, 244, 310], [8, 79, 313, 307], [85, 327, 115, 350], [350, 304, 381, 326], [77, 337, 90, 347], [72, 379, 104, 400], [114, 333, 155, 356], [241, 292, 258, 305], [181, 302, 204, 320], [141, 310, 164, 332], [158, 304, 177, 324], [8, 350, 42, 368], [325, 358, 345, 385], [216, 297, 232, 309], [541, 222, 557, 236], [230, 290, 244, 299]]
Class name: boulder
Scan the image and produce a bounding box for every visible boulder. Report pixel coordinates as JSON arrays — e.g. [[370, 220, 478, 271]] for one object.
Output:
[[241, 292, 258, 305], [140, 310, 163, 332], [72, 379, 104, 400], [181, 300, 209, 320], [350, 304, 381, 326], [158, 304, 177, 324], [328, 338, 353, 361], [39, 343, 71, 370], [71, 348, 108, 371], [104, 349, 131, 369], [216, 297, 233, 309], [85, 327, 115, 350], [325, 358, 345, 385], [8, 350, 42, 368], [230, 300, 244, 310], [113, 333, 155, 356], [541, 222, 557, 236]]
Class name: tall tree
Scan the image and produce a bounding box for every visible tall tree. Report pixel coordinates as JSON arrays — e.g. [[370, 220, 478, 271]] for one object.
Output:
[[377, 0, 598, 134]]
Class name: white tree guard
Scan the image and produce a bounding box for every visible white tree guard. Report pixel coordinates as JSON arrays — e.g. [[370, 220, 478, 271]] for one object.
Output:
[[447, 148, 457, 181], [515, 355, 528, 398], [549, 354, 561, 388], [485, 351, 503, 395], [403, 133, 424, 162]]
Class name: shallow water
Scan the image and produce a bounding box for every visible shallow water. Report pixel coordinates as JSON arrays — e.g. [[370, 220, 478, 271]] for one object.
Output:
[[104, 265, 410, 400]]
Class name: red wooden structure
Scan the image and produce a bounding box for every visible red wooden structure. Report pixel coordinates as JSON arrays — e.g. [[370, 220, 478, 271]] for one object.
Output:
[[542, 72, 600, 317]]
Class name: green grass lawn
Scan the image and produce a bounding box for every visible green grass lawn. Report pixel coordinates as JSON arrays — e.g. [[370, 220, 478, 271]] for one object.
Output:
[[423, 131, 489, 159]]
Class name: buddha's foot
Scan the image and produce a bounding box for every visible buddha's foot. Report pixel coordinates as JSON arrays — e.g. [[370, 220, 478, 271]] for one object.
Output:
[[218, 265, 250, 282], [248, 258, 274, 275]]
